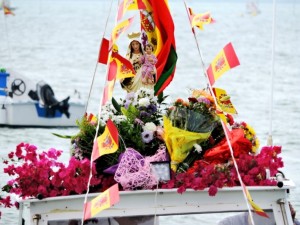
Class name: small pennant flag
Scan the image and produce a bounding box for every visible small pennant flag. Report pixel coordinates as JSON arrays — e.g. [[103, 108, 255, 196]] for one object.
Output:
[[189, 8, 214, 30], [117, 0, 146, 21], [84, 183, 120, 220], [98, 38, 110, 64], [92, 119, 119, 161], [207, 42, 240, 86], [3, 6, 14, 15], [110, 16, 135, 49], [101, 59, 117, 106], [216, 108, 228, 124], [111, 51, 135, 79], [101, 79, 115, 106], [213, 87, 237, 114], [242, 183, 269, 218]]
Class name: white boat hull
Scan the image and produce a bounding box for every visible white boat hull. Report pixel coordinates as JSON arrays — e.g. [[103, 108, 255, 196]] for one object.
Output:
[[19, 184, 295, 225], [0, 68, 85, 127], [0, 101, 84, 127]]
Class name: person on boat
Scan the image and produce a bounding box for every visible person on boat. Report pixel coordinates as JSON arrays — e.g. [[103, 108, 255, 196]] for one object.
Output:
[[121, 33, 156, 93], [140, 43, 157, 85], [218, 202, 300, 225], [218, 211, 275, 225]]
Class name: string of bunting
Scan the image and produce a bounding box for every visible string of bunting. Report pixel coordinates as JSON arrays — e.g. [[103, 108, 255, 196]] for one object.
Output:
[[184, 1, 269, 224]]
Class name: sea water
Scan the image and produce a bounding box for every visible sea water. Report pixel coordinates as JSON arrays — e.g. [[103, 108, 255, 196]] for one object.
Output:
[[0, 0, 299, 224]]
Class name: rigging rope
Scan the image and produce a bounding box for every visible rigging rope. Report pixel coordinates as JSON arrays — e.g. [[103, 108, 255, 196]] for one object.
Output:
[[267, 0, 277, 146], [84, 0, 114, 113], [182, 1, 257, 224], [81, 1, 115, 224]]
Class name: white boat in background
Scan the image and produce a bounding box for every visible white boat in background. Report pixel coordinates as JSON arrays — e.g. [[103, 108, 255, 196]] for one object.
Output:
[[0, 68, 85, 127]]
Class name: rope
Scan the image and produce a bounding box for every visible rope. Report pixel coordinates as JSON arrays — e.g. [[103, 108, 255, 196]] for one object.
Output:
[[2, 10, 12, 66], [80, 1, 115, 224], [84, 0, 114, 113], [267, 0, 277, 146], [182, 1, 256, 224]]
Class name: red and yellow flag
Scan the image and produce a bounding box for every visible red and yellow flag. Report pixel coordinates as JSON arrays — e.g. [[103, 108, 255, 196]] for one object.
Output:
[[110, 16, 135, 49], [207, 42, 240, 86], [101, 57, 118, 106], [3, 6, 14, 15], [140, 0, 177, 96], [213, 88, 237, 115], [117, 0, 146, 21], [242, 183, 269, 218], [111, 51, 136, 79], [98, 38, 110, 65], [188, 8, 214, 30], [92, 119, 119, 161], [84, 183, 120, 220], [101, 79, 115, 106]]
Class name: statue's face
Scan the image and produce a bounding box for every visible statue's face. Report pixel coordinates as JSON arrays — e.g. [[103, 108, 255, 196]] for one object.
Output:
[[145, 46, 152, 54], [131, 41, 140, 51]]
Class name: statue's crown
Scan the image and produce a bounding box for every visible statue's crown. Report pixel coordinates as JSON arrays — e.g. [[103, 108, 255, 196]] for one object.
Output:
[[127, 32, 141, 39]]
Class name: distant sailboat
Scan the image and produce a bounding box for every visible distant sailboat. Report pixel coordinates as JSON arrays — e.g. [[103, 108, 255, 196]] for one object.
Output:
[[246, 1, 261, 16]]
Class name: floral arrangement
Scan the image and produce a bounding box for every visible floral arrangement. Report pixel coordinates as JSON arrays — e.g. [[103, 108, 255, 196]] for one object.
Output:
[[0, 88, 284, 217]]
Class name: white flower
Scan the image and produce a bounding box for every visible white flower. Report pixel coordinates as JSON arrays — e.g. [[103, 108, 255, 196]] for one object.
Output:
[[143, 122, 157, 132], [193, 143, 202, 153], [113, 115, 127, 124], [139, 97, 150, 107]]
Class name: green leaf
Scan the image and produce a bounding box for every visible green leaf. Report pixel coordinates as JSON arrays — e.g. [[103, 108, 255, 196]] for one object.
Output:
[[112, 97, 121, 113]]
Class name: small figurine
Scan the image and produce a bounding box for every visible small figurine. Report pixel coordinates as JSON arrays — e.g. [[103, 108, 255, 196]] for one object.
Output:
[[140, 43, 157, 85]]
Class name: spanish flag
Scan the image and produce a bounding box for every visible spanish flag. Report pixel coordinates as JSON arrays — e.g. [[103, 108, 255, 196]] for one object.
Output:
[[117, 0, 146, 21], [92, 119, 119, 161], [111, 51, 136, 79], [213, 87, 237, 115], [207, 42, 240, 86], [98, 38, 110, 65], [101, 79, 115, 106], [141, 0, 178, 96], [84, 183, 120, 220], [110, 16, 135, 49], [101, 58, 117, 106], [188, 8, 214, 30]]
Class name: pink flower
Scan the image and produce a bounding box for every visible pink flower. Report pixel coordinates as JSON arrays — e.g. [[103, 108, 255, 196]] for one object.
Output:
[[208, 185, 218, 196], [177, 185, 186, 194]]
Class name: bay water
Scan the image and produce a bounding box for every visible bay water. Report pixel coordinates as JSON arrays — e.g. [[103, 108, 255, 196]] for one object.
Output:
[[0, 0, 299, 224]]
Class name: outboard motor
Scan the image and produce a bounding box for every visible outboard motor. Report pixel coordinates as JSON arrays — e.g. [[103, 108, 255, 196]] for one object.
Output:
[[29, 81, 70, 118]]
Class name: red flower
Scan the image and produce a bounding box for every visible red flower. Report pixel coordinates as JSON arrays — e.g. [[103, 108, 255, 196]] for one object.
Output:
[[208, 185, 218, 196]]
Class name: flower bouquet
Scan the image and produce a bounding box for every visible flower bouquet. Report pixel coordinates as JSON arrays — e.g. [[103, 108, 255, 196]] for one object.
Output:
[[164, 90, 221, 171]]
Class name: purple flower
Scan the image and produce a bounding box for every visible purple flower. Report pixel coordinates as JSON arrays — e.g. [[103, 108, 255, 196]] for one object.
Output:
[[140, 111, 151, 118], [134, 118, 144, 126], [124, 100, 131, 109], [141, 130, 154, 143], [147, 104, 157, 114], [126, 92, 135, 100], [197, 97, 210, 105]]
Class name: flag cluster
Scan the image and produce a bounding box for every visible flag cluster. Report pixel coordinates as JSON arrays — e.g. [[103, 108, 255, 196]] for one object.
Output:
[[140, 0, 178, 95]]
